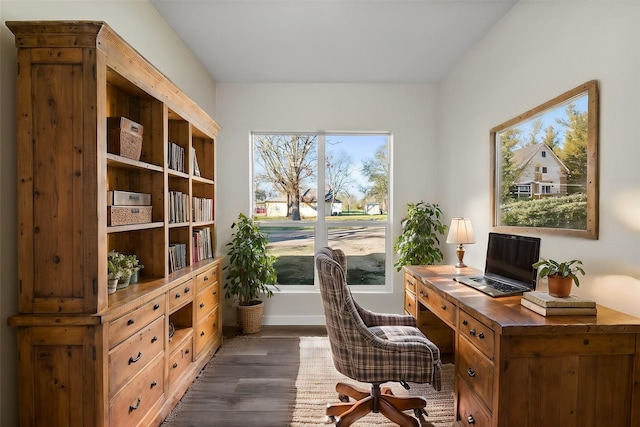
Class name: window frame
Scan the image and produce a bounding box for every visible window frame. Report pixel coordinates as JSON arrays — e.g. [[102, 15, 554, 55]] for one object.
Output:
[[250, 131, 393, 292]]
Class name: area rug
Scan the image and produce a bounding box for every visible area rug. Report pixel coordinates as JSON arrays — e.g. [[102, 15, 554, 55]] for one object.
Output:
[[291, 337, 454, 426]]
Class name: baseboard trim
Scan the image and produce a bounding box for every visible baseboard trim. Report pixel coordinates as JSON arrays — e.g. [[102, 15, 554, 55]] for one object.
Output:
[[262, 315, 326, 325]]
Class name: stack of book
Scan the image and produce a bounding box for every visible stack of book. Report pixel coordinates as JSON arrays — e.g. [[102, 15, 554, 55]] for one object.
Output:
[[521, 291, 597, 316]]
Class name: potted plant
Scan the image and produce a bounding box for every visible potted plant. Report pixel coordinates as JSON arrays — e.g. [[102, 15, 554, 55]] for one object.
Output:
[[224, 213, 278, 334], [125, 254, 144, 284], [394, 201, 448, 271], [107, 250, 127, 294], [532, 258, 585, 298]]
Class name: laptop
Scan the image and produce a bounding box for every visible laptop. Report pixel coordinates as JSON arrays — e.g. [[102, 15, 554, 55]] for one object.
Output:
[[454, 232, 541, 297]]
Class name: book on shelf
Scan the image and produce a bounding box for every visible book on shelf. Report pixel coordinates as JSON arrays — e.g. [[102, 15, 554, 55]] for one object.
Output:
[[523, 291, 596, 308], [192, 147, 201, 177], [521, 298, 597, 317], [167, 141, 185, 173], [169, 243, 187, 273], [192, 227, 213, 263]]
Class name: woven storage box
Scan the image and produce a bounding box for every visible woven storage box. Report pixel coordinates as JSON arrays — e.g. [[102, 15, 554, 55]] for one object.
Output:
[[108, 206, 152, 226], [107, 117, 143, 161]]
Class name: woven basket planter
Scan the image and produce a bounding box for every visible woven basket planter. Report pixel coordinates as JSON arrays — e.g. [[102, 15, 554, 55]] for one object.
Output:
[[237, 301, 264, 334]]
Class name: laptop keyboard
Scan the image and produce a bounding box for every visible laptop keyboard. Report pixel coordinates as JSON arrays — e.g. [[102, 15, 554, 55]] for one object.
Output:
[[473, 277, 523, 293]]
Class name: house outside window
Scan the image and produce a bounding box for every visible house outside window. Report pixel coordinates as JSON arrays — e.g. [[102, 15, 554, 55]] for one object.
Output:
[[252, 132, 390, 289], [541, 151, 546, 157], [542, 166, 548, 173]]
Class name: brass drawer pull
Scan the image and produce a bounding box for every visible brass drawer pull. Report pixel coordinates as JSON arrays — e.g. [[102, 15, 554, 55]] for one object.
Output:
[[128, 351, 142, 364], [129, 398, 141, 412], [467, 415, 475, 425], [467, 367, 476, 377]]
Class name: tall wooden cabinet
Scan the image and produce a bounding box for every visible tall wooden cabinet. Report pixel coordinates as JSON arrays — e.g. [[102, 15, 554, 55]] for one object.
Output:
[[7, 21, 223, 426]]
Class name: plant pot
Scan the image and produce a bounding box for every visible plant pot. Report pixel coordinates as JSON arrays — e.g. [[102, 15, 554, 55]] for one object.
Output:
[[237, 301, 264, 334], [548, 275, 573, 298], [108, 278, 118, 294], [130, 270, 139, 284], [116, 274, 131, 290]]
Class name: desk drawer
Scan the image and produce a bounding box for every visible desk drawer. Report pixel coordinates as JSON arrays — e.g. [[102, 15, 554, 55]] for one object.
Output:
[[169, 279, 194, 311], [109, 353, 164, 427], [196, 282, 219, 321], [404, 289, 417, 317], [109, 295, 165, 348], [196, 266, 218, 292], [418, 283, 457, 327], [109, 315, 164, 398], [404, 272, 417, 294], [457, 376, 492, 427], [459, 310, 494, 359], [457, 335, 494, 410]]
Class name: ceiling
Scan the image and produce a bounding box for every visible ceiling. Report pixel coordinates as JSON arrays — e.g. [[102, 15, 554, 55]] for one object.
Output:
[[151, 0, 518, 84]]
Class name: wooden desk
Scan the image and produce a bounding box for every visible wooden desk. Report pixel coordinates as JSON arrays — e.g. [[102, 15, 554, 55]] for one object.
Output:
[[403, 265, 640, 427]]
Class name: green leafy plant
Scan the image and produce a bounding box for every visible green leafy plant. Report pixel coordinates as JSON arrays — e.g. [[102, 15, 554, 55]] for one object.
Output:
[[532, 258, 585, 287], [394, 201, 448, 271], [224, 213, 278, 306], [108, 250, 143, 281]]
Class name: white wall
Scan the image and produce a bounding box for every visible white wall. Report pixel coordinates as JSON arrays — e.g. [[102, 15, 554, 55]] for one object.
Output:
[[215, 83, 440, 326], [438, 1, 640, 317], [0, 2, 216, 425]]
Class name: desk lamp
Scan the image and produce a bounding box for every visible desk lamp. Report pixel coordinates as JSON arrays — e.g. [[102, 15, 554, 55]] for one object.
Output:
[[446, 218, 475, 268]]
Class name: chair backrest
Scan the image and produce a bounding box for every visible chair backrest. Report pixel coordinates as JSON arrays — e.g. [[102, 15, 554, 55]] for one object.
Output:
[[315, 247, 369, 379]]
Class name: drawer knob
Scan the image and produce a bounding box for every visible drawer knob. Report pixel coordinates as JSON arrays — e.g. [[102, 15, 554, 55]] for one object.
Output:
[[151, 336, 158, 343], [175, 293, 181, 298], [150, 381, 158, 388], [467, 415, 475, 425], [469, 328, 476, 336], [128, 351, 142, 364], [200, 303, 205, 308], [184, 286, 190, 293], [462, 319, 468, 325], [200, 331, 205, 337], [213, 290, 217, 295], [185, 348, 190, 354], [441, 304, 446, 310], [172, 362, 178, 369], [153, 303, 160, 310], [478, 332, 485, 339], [127, 319, 135, 325], [129, 398, 141, 412], [467, 367, 476, 377], [204, 276, 209, 281]]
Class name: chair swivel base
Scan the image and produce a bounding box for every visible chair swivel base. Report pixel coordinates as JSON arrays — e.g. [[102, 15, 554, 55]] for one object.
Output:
[[326, 382, 427, 427]]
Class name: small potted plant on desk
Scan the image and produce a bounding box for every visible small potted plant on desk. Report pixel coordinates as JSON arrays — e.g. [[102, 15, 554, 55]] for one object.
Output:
[[224, 213, 278, 334], [533, 258, 585, 298]]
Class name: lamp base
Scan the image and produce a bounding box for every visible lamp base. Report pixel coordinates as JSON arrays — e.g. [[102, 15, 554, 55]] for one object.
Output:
[[455, 244, 466, 268]]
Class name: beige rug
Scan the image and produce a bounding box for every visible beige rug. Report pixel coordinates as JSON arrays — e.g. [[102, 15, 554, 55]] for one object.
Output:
[[291, 337, 455, 426]]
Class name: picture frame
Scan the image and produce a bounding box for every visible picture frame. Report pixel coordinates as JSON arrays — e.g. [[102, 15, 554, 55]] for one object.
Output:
[[490, 80, 599, 239]]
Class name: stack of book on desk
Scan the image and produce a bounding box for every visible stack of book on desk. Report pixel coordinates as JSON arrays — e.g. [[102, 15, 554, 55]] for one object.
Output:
[[521, 291, 597, 316]]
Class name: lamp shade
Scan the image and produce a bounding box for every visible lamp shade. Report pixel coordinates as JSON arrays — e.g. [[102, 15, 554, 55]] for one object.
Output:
[[446, 218, 476, 244]]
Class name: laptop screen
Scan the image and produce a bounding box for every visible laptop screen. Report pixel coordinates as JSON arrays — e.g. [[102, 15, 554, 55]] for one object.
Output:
[[485, 232, 541, 287]]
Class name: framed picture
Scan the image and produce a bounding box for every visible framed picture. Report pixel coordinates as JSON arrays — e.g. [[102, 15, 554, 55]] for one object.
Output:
[[490, 80, 599, 239]]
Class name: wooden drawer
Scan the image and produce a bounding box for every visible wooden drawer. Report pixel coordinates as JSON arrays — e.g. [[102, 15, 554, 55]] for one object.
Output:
[[404, 272, 417, 294], [109, 353, 164, 427], [404, 289, 417, 317], [457, 335, 494, 410], [195, 306, 219, 355], [109, 295, 165, 348], [457, 376, 492, 427], [196, 282, 219, 321], [459, 310, 494, 359], [109, 316, 165, 398], [168, 334, 193, 388], [169, 279, 194, 311], [418, 282, 457, 327], [196, 266, 218, 292]]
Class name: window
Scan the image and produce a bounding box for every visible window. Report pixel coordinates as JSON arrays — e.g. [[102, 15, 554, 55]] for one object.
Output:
[[542, 166, 548, 173], [541, 151, 547, 157], [252, 132, 390, 289]]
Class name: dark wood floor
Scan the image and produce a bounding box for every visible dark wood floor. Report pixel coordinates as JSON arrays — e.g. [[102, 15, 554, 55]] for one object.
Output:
[[161, 325, 327, 427]]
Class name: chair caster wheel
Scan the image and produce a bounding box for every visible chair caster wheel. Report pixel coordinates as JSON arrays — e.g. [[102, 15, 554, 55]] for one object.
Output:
[[326, 415, 337, 425], [338, 393, 349, 402], [414, 408, 427, 418]]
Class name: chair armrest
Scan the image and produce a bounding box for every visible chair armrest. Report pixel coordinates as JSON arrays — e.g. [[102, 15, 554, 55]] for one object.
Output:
[[356, 302, 417, 327]]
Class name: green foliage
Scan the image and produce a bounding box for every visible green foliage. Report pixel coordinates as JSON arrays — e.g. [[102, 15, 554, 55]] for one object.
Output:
[[533, 258, 585, 287], [108, 250, 143, 280], [224, 213, 278, 306], [360, 143, 389, 210], [394, 202, 448, 271], [500, 194, 587, 229]]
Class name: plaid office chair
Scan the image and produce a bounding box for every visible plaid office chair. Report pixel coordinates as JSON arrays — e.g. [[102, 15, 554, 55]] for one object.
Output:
[[315, 247, 442, 427]]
